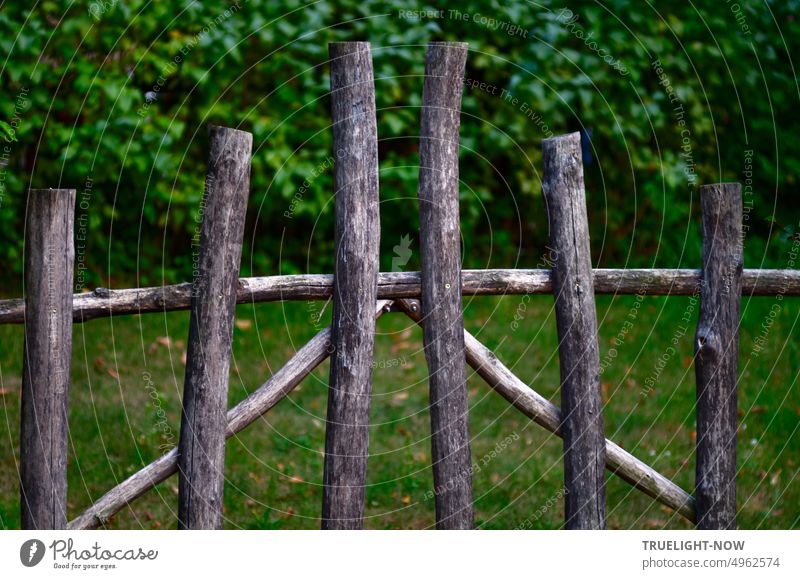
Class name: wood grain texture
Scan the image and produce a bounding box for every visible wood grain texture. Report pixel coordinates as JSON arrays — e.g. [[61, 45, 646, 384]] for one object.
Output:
[[177, 125, 252, 529], [69, 301, 393, 529], [395, 298, 695, 523], [320, 42, 382, 530], [542, 132, 606, 529], [418, 42, 474, 529], [20, 188, 76, 530], [695, 183, 743, 530], [1, 268, 797, 325]]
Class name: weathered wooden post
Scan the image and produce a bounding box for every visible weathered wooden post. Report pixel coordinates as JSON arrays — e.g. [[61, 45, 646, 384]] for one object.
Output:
[[542, 133, 606, 529], [418, 42, 474, 529], [177, 125, 252, 529], [20, 188, 76, 530], [695, 182, 743, 530], [321, 41, 381, 529]]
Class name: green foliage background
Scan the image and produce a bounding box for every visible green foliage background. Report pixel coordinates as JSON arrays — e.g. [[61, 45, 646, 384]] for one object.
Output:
[[1, 0, 798, 287]]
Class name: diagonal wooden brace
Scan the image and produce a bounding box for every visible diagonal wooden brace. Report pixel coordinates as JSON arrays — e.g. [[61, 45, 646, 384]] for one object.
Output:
[[69, 300, 393, 530], [395, 299, 696, 523]]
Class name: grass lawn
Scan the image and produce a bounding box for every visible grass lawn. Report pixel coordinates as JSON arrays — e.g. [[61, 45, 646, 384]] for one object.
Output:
[[0, 292, 797, 529]]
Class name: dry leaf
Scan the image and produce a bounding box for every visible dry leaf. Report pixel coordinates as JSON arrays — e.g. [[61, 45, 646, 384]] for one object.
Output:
[[390, 341, 412, 353], [235, 319, 252, 330], [392, 391, 409, 403], [770, 470, 781, 487]]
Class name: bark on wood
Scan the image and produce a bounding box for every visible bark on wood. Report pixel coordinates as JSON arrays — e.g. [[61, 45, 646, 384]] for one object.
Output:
[[396, 299, 695, 523], [20, 188, 76, 530], [417, 42, 474, 529], [320, 42, 381, 530], [695, 183, 743, 530], [69, 301, 392, 529], [177, 125, 252, 529], [542, 132, 606, 529], [1, 268, 797, 325]]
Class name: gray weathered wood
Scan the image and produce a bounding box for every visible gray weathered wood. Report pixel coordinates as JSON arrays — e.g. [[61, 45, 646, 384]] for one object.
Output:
[[20, 188, 76, 530], [542, 132, 606, 529], [68, 300, 392, 530], [695, 183, 743, 530], [396, 298, 695, 523], [177, 125, 252, 529], [1, 268, 797, 325], [418, 42, 473, 529], [320, 42, 382, 530]]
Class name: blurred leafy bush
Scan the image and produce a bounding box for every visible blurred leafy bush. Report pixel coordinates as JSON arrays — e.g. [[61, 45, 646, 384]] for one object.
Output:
[[1, 0, 798, 288]]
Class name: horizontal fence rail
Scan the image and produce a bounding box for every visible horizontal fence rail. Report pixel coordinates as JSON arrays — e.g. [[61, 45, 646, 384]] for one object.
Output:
[[1, 269, 798, 325]]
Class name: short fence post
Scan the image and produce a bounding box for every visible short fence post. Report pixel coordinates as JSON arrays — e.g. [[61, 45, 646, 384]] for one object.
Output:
[[542, 132, 606, 529], [20, 188, 76, 530], [321, 41, 381, 529], [695, 182, 743, 530], [418, 41, 474, 529], [177, 125, 252, 529]]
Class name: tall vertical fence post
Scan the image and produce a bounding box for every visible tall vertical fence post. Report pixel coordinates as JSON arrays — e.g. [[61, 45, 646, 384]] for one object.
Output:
[[695, 182, 743, 530], [542, 132, 606, 529], [321, 41, 381, 529], [177, 125, 252, 529], [418, 41, 474, 529], [20, 188, 76, 530]]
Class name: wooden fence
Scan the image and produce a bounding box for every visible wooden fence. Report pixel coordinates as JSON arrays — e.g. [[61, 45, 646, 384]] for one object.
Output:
[[7, 41, 800, 531]]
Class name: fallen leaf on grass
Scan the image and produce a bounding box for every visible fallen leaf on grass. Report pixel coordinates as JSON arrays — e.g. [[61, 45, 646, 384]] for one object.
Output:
[[390, 341, 412, 354], [392, 391, 409, 403]]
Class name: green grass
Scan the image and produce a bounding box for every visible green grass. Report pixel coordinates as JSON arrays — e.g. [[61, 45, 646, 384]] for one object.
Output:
[[0, 294, 798, 529]]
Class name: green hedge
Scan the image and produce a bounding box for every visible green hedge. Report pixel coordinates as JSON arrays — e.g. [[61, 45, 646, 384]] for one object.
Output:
[[1, 0, 798, 288]]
